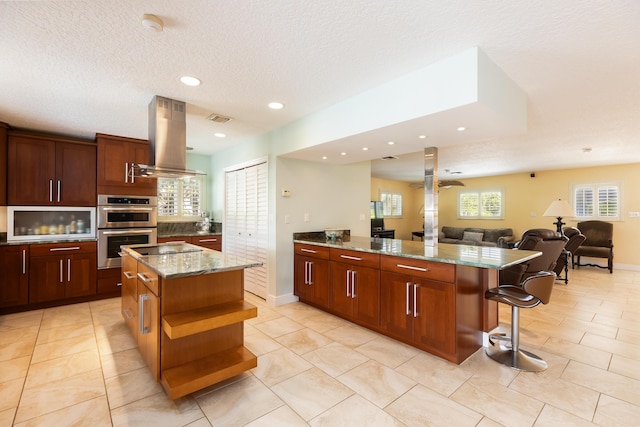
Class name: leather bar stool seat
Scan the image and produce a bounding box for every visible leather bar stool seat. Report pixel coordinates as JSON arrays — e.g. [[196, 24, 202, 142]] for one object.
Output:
[[485, 271, 556, 372]]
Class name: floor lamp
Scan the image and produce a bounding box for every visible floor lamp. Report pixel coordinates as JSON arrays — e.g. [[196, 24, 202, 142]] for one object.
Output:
[[543, 199, 576, 234]]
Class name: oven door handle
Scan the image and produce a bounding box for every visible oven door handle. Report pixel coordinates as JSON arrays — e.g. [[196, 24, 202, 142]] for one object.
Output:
[[101, 229, 155, 235], [100, 207, 155, 211]]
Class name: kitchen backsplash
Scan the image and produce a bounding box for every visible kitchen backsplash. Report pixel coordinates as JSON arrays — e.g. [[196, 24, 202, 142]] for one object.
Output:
[[158, 221, 222, 235]]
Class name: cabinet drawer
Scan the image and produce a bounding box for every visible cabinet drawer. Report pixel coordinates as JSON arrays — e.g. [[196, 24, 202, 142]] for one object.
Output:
[[380, 256, 455, 283], [192, 235, 222, 250], [330, 248, 379, 268], [294, 243, 330, 259], [137, 262, 160, 297], [30, 241, 97, 257]]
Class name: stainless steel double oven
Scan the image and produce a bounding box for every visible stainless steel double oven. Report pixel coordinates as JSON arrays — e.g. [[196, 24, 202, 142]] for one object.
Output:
[[97, 195, 157, 269]]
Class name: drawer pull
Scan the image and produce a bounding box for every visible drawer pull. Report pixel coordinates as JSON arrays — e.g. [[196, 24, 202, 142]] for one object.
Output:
[[340, 255, 363, 261], [301, 248, 317, 254], [197, 238, 218, 243], [137, 272, 153, 283], [397, 263, 428, 272], [123, 271, 136, 280], [49, 246, 81, 252]]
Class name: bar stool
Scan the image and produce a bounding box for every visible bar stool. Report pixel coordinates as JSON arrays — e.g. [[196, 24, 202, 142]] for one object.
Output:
[[485, 271, 556, 372]]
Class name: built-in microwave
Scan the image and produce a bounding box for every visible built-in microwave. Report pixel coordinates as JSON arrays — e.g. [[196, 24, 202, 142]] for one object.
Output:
[[97, 195, 157, 228]]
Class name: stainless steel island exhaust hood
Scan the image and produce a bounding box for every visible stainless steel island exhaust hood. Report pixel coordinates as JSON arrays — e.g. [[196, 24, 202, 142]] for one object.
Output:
[[135, 95, 205, 178]]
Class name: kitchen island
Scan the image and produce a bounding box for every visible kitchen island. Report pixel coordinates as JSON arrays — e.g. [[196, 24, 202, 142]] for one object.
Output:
[[120, 242, 261, 399], [293, 235, 540, 363]]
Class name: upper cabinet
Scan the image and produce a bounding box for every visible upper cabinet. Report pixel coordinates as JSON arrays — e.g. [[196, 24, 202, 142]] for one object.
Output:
[[7, 131, 96, 206], [96, 133, 156, 196], [0, 122, 8, 205]]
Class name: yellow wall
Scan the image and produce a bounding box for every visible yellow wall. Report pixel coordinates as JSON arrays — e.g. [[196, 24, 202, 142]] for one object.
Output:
[[436, 163, 640, 268], [370, 177, 423, 240]]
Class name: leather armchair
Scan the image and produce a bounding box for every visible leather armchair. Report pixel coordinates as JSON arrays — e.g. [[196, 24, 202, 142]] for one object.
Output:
[[500, 229, 568, 285], [573, 220, 614, 273], [554, 227, 586, 283]]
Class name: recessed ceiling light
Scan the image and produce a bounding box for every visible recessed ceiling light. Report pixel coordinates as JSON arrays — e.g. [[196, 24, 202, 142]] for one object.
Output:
[[180, 76, 201, 86], [322, 156, 328, 160], [388, 141, 395, 145], [341, 152, 347, 156], [418, 135, 426, 139], [214, 133, 226, 138], [457, 127, 466, 132], [268, 102, 284, 110], [362, 147, 368, 151]]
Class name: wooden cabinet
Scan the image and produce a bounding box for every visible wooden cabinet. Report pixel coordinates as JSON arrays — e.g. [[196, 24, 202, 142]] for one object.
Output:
[[294, 243, 329, 307], [158, 235, 222, 251], [97, 134, 156, 196], [138, 281, 160, 381], [97, 267, 122, 296], [121, 253, 139, 338], [329, 248, 380, 328], [7, 131, 96, 206], [0, 245, 29, 308], [0, 122, 8, 205], [29, 242, 97, 303]]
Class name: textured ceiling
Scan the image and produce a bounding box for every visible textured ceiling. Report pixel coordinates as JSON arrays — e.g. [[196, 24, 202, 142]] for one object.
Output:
[[1, 1, 639, 181]]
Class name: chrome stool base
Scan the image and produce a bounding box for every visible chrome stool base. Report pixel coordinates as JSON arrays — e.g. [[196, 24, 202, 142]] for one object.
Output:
[[485, 341, 548, 372]]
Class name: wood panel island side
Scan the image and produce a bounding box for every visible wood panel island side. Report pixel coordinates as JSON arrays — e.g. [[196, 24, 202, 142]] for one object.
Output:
[[120, 243, 262, 400], [293, 235, 540, 364]]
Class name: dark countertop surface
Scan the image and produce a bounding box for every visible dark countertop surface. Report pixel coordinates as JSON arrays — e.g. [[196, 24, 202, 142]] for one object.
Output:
[[294, 235, 540, 270]]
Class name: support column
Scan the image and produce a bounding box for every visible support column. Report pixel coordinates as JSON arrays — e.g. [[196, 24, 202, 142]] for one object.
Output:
[[423, 147, 438, 247]]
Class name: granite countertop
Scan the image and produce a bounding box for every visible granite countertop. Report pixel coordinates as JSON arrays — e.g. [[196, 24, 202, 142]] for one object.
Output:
[[294, 235, 540, 270], [121, 243, 261, 279]]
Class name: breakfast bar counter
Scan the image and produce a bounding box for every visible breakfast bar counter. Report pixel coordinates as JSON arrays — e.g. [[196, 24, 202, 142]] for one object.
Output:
[[293, 235, 540, 363], [120, 243, 261, 399]]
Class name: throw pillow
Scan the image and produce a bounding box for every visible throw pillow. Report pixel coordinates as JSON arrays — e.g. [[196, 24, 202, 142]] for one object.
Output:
[[462, 231, 484, 242]]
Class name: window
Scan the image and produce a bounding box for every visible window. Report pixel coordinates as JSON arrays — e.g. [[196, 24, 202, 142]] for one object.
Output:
[[380, 191, 403, 218], [158, 176, 205, 219], [458, 189, 504, 219], [572, 181, 621, 220]]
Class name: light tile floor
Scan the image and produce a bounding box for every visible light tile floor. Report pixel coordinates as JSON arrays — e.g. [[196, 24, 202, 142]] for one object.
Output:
[[1, 267, 639, 426]]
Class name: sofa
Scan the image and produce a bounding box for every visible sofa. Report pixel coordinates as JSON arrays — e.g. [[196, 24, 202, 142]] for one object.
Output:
[[438, 226, 514, 248]]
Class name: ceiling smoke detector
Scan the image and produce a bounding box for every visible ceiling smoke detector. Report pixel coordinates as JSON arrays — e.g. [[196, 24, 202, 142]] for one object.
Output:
[[142, 14, 164, 32], [206, 113, 233, 124]]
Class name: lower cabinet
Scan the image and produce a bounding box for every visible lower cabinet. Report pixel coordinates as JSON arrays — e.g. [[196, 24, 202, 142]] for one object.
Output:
[[293, 243, 329, 307], [29, 242, 97, 303], [380, 272, 455, 357], [121, 253, 139, 338], [138, 281, 160, 381], [0, 245, 29, 308], [328, 248, 380, 329], [97, 267, 122, 295], [158, 235, 222, 251]]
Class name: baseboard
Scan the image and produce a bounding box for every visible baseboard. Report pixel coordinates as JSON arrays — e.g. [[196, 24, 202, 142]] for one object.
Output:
[[266, 292, 299, 307]]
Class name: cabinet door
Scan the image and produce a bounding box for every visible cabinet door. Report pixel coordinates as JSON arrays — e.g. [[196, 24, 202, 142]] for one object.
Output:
[[65, 251, 97, 298], [293, 255, 309, 301], [352, 265, 380, 328], [8, 135, 56, 205], [129, 140, 157, 191], [329, 262, 353, 318], [138, 284, 160, 381], [55, 142, 96, 206], [0, 245, 29, 308], [380, 271, 413, 341], [29, 256, 65, 303], [413, 279, 456, 356], [0, 123, 7, 205], [97, 136, 129, 187]]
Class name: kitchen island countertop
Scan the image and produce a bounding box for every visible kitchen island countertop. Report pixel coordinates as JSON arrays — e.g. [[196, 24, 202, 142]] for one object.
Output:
[[121, 243, 261, 279], [293, 235, 540, 270]]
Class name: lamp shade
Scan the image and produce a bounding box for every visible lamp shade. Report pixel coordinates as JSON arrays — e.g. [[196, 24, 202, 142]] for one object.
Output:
[[543, 199, 575, 217]]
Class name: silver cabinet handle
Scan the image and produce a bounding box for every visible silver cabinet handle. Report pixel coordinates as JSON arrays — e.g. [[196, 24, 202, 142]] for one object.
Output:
[[139, 294, 149, 334], [102, 229, 154, 235], [413, 284, 418, 318], [125, 162, 129, 183], [49, 246, 80, 252], [49, 179, 53, 202], [340, 254, 363, 261], [346, 269, 351, 297], [137, 272, 153, 283], [59, 259, 63, 283], [308, 261, 313, 285], [197, 238, 218, 243], [117, 282, 122, 287], [351, 270, 356, 298], [406, 282, 411, 315], [67, 258, 71, 282], [102, 207, 154, 212], [130, 162, 135, 184], [57, 180, 61, 202], [301, 248, 317, 254], [123, 271, 136, 280], [22, 249, 26, 275], [397, 264, 428, 272]]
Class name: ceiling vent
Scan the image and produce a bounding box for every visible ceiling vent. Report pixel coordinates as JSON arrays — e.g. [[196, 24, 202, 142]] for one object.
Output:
[[381, 155, 398, 160], [207, 113, 233, 124]]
